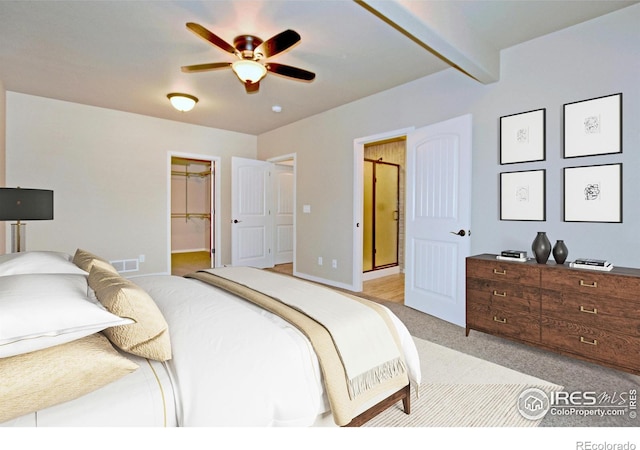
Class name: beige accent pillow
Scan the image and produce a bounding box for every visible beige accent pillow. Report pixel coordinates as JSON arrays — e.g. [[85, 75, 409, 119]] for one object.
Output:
[[72, 248, 118, 274], [0, 333, 138, 424], [88, 265, 172, 361]]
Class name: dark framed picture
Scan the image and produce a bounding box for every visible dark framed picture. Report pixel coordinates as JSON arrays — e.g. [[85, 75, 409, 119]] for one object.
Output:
[[500, 169, 546, 221], [563, 93, 622, 158], [500, 108, 546, 164], [563, 163, 622, 223]]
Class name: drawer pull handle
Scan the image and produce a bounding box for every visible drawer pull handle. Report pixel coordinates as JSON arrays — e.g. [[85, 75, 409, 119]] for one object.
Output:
[[492, 290, 507, 297], [579, 280, 598, 288], [579, 306, 598, 314], [580, 336, 598, 346], [493, 269, 507, 275], [493, 316, 507, 324]]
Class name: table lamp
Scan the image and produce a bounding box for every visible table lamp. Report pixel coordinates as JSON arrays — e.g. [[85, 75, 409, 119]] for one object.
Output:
[[0, 187, 54, 252]]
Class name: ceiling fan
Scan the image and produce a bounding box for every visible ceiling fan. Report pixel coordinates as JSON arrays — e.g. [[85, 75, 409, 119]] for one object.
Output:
[[181, 22, 315, 93]]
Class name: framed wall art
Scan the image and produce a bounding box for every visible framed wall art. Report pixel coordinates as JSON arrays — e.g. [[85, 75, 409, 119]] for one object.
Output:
[[563, 93, 622, 158], [563, 163, 622, 223], [500, 108, 546, 164], [500, 169, 546, 221]]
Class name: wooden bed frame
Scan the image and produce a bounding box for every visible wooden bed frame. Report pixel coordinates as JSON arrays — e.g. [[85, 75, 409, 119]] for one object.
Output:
[[344, 383, 411, 427]]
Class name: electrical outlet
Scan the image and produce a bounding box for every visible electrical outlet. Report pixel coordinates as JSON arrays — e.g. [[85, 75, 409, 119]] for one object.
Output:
[[332, 259, 337, 269], [318, 256, 323, 266], [138, 254, 145, 263]]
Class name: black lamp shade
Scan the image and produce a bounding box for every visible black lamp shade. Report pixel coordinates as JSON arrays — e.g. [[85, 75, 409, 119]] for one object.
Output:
[[0, 188, 54, 221]]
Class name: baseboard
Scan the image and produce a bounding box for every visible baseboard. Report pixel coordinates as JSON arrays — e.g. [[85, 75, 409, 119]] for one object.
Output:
[[293, 270, 358, 292], [171, 248, 209, 254], [363, 266, 400, 281]]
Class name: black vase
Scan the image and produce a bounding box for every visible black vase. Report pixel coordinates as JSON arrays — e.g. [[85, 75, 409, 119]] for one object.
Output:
[[552, 240, 568, 265], [531, 232, 551, 264]]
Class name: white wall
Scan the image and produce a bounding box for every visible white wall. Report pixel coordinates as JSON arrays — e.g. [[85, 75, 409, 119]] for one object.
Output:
[[0, 81, 6, 253], [258, 5, 640, 286], [6, 93, 256, 274]]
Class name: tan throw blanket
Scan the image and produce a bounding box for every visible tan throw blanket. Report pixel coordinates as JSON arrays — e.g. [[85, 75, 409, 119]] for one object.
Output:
[[186, 266, 409, 426]]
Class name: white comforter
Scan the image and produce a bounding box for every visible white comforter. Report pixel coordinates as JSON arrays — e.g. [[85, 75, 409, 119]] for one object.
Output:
[[135, 275, 421, 427]]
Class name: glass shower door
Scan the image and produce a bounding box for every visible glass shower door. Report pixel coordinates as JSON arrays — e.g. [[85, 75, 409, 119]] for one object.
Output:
[[363, 160, 399, 271]]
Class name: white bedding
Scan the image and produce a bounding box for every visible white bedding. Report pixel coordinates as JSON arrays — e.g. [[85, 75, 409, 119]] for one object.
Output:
[[2, 352, 176, 427], [0, 251, 420, 427], [134, 274, 421, 427]]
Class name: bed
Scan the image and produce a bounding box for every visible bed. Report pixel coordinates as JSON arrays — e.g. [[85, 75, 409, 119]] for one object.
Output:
[[0, 250, 421, 427]]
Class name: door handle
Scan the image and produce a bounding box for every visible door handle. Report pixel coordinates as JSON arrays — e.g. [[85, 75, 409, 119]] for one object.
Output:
[[450, 229, 466, 237], [232, 219, 242, 223]]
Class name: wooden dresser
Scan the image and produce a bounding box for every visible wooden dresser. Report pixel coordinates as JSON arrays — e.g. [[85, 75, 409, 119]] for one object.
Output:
[[466, 253, 640, 375]]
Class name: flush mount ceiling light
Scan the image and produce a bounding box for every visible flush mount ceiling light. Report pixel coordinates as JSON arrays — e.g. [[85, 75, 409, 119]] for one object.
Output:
[[167, 93, 199, 112], [231, 60, 267, 84]]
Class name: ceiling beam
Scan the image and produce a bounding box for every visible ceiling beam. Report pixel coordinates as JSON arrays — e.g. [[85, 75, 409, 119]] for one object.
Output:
[[357, 0, 500, 84]]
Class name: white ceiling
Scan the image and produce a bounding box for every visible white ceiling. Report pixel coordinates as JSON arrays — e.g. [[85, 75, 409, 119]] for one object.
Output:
[[0, 0, 637, 135]]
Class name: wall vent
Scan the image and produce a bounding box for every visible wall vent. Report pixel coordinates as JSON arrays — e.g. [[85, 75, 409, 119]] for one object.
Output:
[[109, 259, 139, 273]]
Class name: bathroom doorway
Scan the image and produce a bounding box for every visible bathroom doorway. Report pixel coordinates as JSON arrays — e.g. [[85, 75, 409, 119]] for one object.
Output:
[[363, 138, 406, 278]]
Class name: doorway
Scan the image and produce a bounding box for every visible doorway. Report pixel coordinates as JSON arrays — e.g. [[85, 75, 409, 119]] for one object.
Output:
[[169, 154, 219, 275], [230, 154, 296, 271], [363, 139, 406, 283], [353, 128, 413, 293]]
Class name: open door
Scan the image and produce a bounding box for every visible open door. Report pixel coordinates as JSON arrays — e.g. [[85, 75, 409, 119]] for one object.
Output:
[[404, 114, 472, 327], [273, 163, 294, 265], [231, 157, 274, 268]]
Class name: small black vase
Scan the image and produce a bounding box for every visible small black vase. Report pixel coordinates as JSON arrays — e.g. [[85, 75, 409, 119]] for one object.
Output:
[[532, 231, 551, 264], [552, 240, 568, 265]]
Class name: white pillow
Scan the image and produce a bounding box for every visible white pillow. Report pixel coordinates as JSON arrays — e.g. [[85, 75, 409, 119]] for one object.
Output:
[[0, 273, 132, 358], [0, 251, 88, 276]]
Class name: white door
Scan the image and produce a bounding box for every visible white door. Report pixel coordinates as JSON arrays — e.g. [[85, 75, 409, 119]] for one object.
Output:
[[231, 157, 273, 268], [273, 164, 294, 264], [404, 114, 472, 327]]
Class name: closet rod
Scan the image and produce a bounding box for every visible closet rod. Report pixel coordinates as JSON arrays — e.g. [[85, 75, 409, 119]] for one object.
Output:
[[171, 169, 211, 178]]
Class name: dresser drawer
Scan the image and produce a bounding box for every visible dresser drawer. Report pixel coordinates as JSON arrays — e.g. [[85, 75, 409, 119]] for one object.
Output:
[[541, 317, 640, 371], [541, 268, 640, 302], [467, 257, 540, 287], [467, 279, 540, 314], [541, 290, 640, 337], [467, 296, 540, 342]]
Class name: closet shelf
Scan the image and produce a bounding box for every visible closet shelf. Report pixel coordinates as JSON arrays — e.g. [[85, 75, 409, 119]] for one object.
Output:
[[171, 213, 211, 220]]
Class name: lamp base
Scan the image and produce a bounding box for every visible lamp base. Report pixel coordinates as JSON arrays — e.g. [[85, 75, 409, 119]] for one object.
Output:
[[11, 222, 26, 253]]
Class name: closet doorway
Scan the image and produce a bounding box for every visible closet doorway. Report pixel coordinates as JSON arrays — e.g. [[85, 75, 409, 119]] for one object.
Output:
[[170, 155, 218, 276], [362, 138, 406, 280]]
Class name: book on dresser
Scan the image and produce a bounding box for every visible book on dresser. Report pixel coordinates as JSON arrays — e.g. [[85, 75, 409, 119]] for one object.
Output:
[[569, 258, 613, 271], [497, 250, 527, 262]]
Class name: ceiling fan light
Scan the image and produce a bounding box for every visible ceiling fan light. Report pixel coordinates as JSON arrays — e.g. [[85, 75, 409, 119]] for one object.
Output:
[[231, 60, 267, 83], [167, 93, 198, 112]]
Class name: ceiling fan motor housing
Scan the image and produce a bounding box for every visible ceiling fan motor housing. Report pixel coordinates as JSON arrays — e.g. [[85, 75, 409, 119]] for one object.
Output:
[[234, 35, 263, 59]]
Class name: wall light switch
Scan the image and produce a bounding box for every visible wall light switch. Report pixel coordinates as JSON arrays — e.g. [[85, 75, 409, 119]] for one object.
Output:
[[303, 204, 311, 213]]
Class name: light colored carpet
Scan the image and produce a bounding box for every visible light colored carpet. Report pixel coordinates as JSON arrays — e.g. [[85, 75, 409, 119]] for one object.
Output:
[[364, 337, 563, 427]]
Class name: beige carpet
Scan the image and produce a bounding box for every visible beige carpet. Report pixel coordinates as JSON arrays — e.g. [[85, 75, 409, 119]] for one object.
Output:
[[364, 337, 563, 427]]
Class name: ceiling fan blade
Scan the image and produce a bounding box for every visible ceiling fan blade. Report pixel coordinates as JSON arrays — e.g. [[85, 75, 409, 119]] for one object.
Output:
[[181, 62, 232, 73], [186, 22, 237, 55], [245, 81, 260, 93], [255, 29, 300, 59], [266, 63, 315, 81]]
